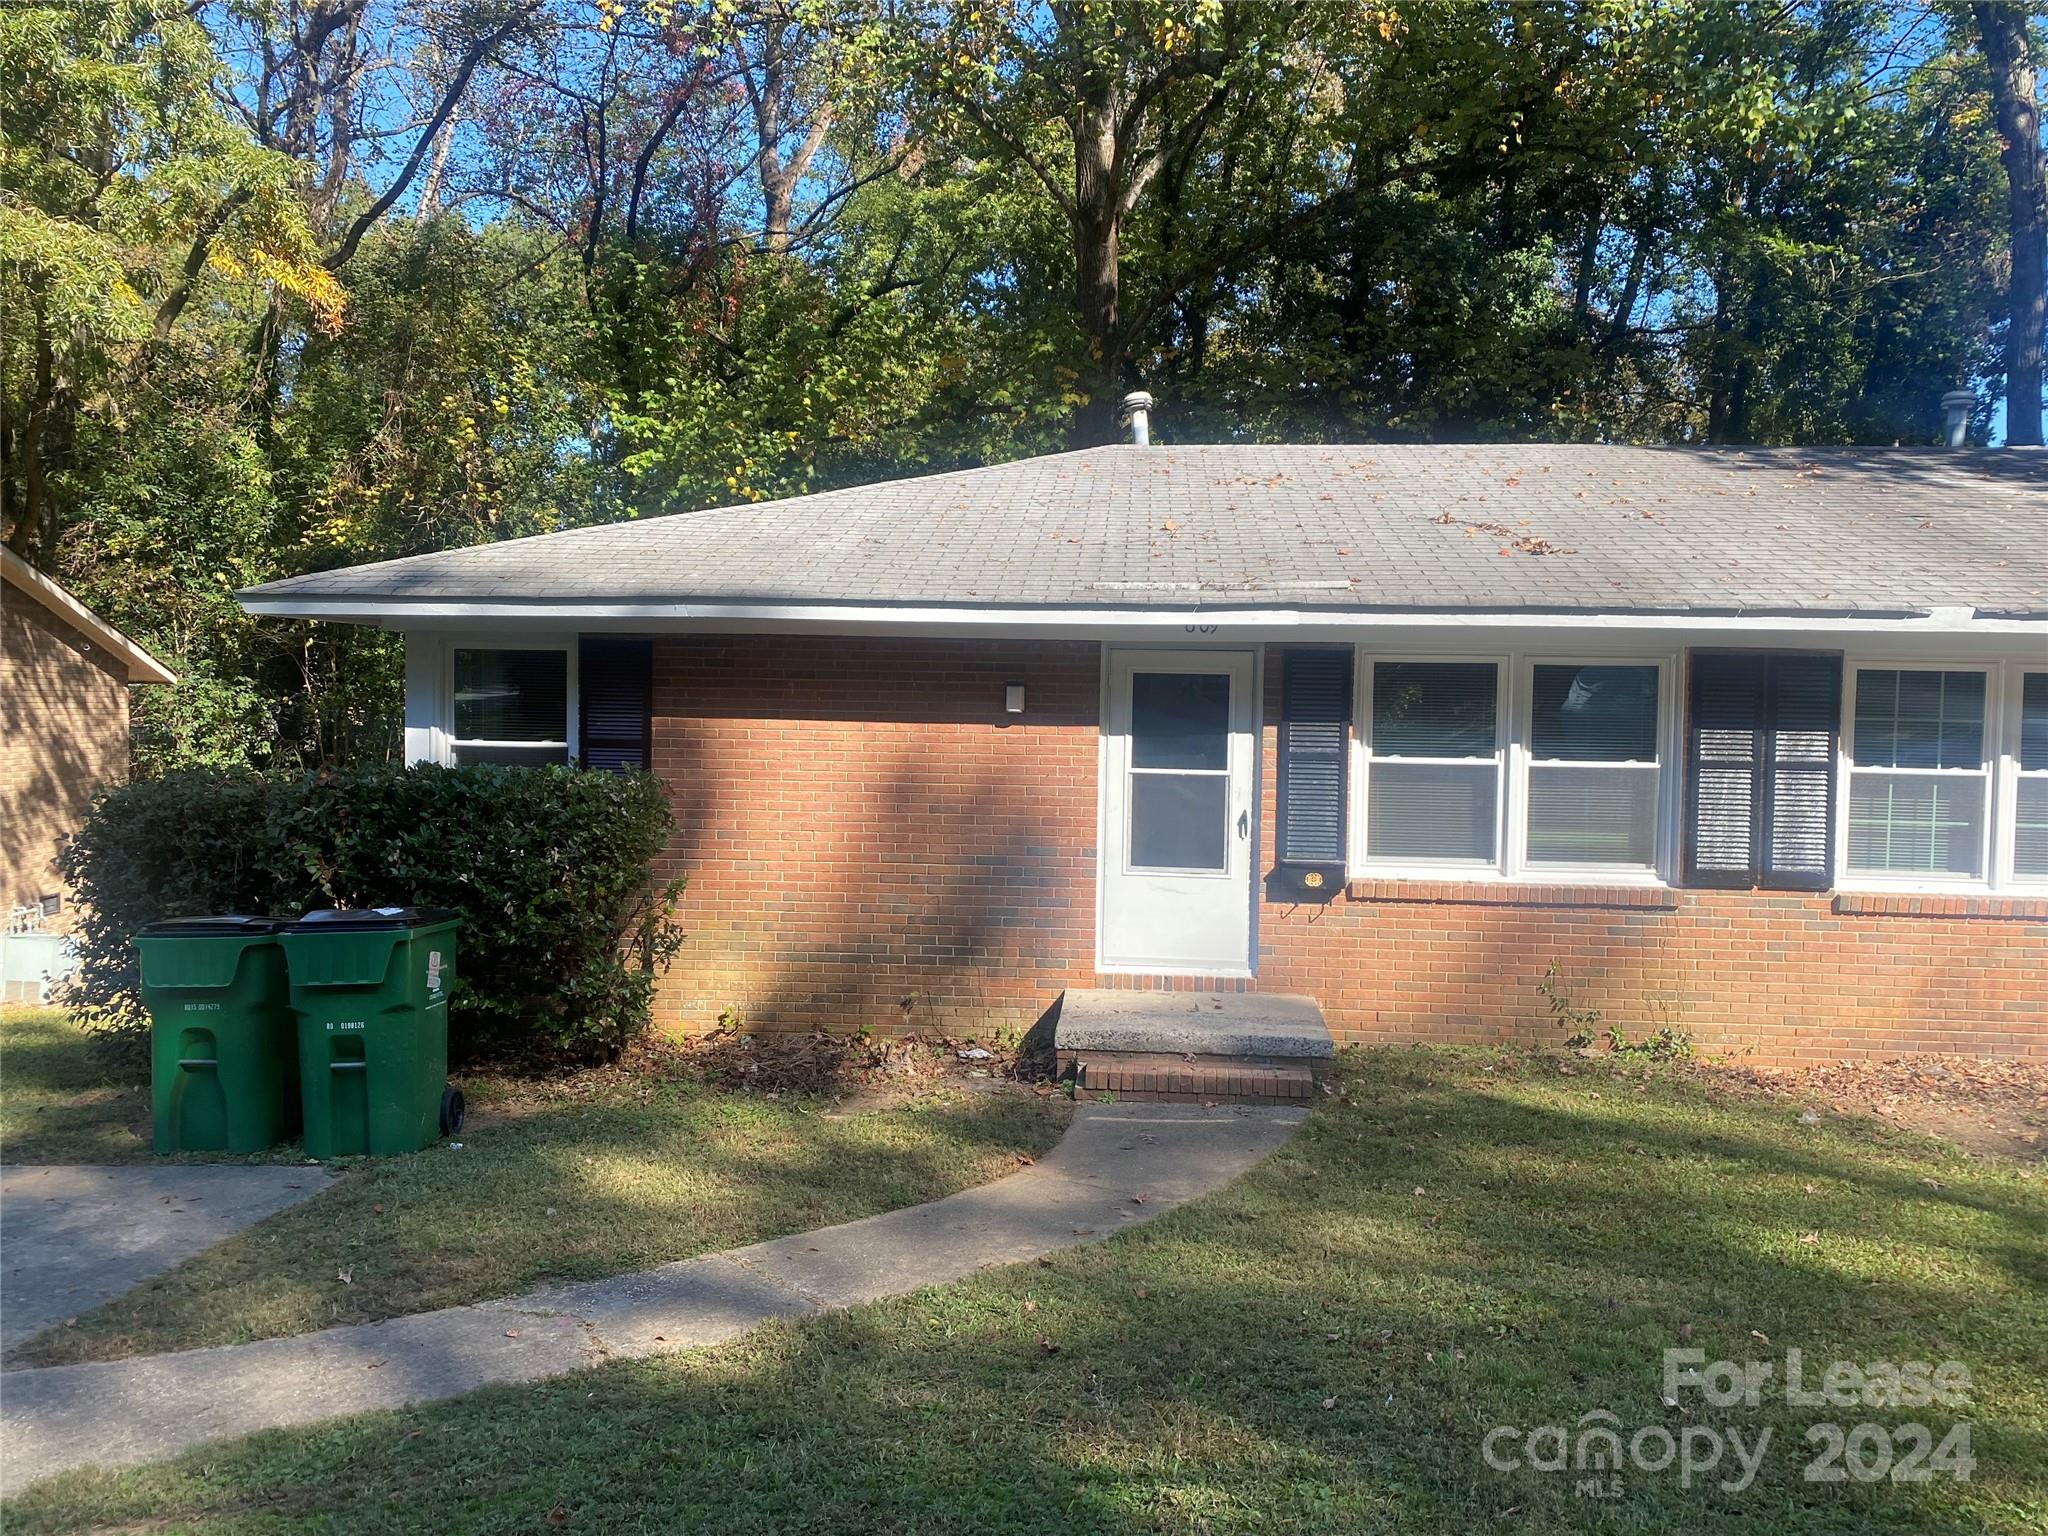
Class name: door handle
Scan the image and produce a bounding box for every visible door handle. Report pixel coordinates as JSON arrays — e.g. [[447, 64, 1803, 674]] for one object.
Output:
[[1237, 809, 1250, 840]]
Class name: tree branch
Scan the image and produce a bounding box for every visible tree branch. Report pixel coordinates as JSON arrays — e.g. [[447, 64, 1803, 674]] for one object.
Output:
[[322, 9, 530, 270], [946, 85, 1076, 218]]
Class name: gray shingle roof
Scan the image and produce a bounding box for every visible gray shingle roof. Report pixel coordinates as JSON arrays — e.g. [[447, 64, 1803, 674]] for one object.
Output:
[[241, 443, 2048, 617]]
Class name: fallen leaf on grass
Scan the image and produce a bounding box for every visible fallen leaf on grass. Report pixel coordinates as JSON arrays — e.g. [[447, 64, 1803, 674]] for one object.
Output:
[[1321, 1396, 1339, 1410], [546, 1505, 569, 1527], [337, 1267, 353, 1285], [1039, 1336, 1061, 1356], [371, 1204, 385, 1216], [1023, 1300, 1039, 1315]]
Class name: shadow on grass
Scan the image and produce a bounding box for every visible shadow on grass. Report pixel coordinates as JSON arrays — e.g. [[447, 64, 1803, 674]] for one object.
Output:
[[6, 1083, 1065, 1366], [7, 1050, 2042, 1535]]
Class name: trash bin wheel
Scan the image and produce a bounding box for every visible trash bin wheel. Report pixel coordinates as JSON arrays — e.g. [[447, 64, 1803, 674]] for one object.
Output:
[[440, 1086, 466, 1137]]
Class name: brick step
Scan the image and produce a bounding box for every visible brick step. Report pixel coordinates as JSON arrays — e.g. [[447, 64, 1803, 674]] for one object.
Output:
[[1057, 1048, 1319, 1105], [1049, 988, 1333, 1104]]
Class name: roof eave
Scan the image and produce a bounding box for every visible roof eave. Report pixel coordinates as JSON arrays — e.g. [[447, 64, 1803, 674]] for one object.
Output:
[[232, 592, 2048, 636], [4, 546, 177, 685]]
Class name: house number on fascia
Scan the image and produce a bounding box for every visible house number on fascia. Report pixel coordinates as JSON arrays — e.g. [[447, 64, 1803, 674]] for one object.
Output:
[[1184, 624, 1219, 635]]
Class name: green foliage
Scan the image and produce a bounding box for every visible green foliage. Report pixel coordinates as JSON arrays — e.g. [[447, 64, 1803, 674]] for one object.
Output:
[[56, 765, 685, 1064], [1604, 1022, 1698, 1062], [4, 0, 2032, 788], [54, 769, 300, 1041], [1538, 961, 1602, 1049]]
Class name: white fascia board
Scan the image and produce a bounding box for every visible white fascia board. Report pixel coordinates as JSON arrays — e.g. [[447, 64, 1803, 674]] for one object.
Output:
[[4, 545, 178, 684], [239, 594, 2048, 641]]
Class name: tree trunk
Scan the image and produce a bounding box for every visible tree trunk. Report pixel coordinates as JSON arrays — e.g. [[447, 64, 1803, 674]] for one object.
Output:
[[1706, 268, 1735, 444], [1070, 89, 1123, 445], [1973, 4, 2045, 446], [5, 303, 57, 562], [414, 111, 456, 223]]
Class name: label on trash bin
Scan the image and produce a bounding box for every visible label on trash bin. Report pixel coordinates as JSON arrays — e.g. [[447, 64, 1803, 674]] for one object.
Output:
[[182, 1002, 222, 1012], [327, 1019, 367, 1032], [426, 951, 444, 997]]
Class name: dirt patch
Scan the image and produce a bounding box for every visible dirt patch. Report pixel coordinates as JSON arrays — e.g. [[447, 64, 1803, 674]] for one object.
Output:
[[1705, 1055, 2048, 1161], [618, 1028, 1058, 1106]]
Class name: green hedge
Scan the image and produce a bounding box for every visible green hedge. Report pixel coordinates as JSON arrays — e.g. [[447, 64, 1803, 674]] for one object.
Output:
[[58, 764, 684, 1063]]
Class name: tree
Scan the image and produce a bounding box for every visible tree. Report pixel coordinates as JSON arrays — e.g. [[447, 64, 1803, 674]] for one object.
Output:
[[0, 0, 337, 564], [1971, 3, 2045, 445]]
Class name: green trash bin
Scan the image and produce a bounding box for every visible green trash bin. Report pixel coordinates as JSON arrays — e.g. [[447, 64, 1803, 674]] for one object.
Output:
[[136, 917, 298, 1154], [282, 907, 463, 1158]]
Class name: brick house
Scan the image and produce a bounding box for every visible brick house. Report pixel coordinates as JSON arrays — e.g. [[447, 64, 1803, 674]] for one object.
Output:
[[2, 546, 174, 932], [240, 441, 2048, 1081]]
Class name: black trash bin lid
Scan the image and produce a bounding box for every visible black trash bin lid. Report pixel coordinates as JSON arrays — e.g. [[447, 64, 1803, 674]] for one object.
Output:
[[137, 915, 292, 937], [289, 906, 460, 931]]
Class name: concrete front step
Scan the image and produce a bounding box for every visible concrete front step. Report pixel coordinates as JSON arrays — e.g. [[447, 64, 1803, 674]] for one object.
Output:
[[1053, 989, 1332, 1105]]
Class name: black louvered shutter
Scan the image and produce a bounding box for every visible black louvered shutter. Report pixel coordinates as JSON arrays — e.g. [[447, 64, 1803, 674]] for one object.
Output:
[[1761, 653, 1839, 889], [1277, 649, 1352, 871], [578, 637, 653, 773], [1686, 653, 1766, 887], [1685, 652, 1839, 890]]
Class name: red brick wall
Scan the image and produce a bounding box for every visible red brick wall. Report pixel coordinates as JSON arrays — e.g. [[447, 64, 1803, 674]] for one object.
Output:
[[647, 634, 2046, 1064], [1, 594, 132, 922], [651, 636, 1100, 1033], [1251, 649, 2047, 1064]]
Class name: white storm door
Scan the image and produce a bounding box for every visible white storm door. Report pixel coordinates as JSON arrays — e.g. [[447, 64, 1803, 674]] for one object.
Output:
[[1099, 649, 1257, 974]]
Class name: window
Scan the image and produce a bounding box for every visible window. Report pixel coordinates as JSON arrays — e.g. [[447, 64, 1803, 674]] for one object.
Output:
[[1126, 671, 1231, 871], [1526, 663, 1662, 868], [1361, 661, 1501, 863], [1846, 669, 1989, 878], [2015, 672, 2048, 881], [450, 647, 570, 766]]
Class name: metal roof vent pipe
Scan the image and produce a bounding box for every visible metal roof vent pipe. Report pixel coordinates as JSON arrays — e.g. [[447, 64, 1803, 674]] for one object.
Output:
[[1120, 390, 1155, 446], [1941, 387, 1976, 448]]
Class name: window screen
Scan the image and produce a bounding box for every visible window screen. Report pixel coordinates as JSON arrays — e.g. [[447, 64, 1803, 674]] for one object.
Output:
[[2014, 673, 2048, 879], [451, 648, 569, 767], [454, 649, 568, 743], [1126, 670, 1232, 872], [1527, 664, 1660, 867], [1363, 662, 1499, 862], [1847, 670, 1987, 877]]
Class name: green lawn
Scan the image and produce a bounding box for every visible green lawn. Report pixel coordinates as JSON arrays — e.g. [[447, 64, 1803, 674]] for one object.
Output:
[[0, 1007, 155, 1164], [7, 1048, 2043, 1534], [2, 1009, 1067, 1367]]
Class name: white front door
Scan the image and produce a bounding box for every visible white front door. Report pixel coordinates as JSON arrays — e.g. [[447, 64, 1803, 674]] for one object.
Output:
[[1099, 648, 1258, 974]]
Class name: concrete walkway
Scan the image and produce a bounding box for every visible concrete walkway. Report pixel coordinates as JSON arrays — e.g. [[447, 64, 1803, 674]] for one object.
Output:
[[0, 1102, 1302, 1495], [0, 1165, 332, 1352]]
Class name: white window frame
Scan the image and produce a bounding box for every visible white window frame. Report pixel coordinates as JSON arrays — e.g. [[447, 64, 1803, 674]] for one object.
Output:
[[1515, 654, 1676, 882], [1348, 646, 1678, 886], [1837, 662, 1995, 890], [408, 633, 579, 767], [1354, 653, 1508, 874], [2000, 667, 2048, 892]]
